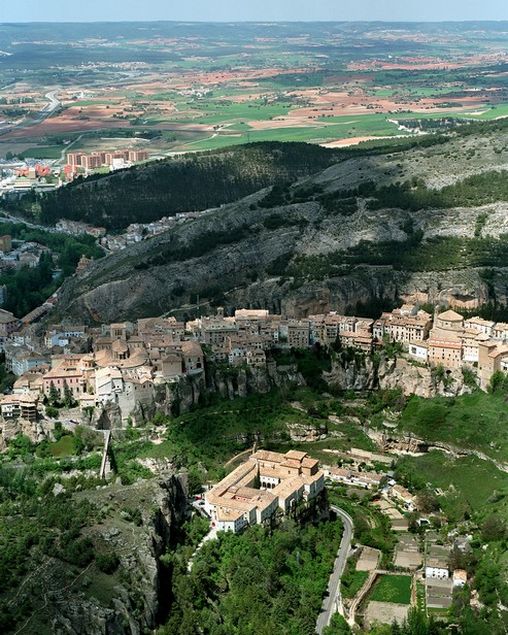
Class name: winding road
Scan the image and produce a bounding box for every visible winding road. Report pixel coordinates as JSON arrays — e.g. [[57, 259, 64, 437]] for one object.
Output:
[[315, 505, 354, 634]]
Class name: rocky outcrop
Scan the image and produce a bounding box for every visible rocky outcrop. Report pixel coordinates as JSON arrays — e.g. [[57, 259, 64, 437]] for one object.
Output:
[[370, 429, 508, 472], [378, 358, 472, 398], [90, 401, 123, 429], [325, 353, 380, 392], [287, 422, 328, 442], [52, 126, 508, 326], [0, 416, 50, 450], [86, 363, 305, 429], [47, 473, 188, 635], [71, 363, 304, 432], [326, 353, 473, 398]]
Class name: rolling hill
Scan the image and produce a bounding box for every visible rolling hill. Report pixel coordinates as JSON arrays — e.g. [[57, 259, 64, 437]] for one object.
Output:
[[52, 120, 508, 323]]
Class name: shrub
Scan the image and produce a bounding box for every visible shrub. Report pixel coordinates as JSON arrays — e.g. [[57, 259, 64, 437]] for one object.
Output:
[[96, 552, 120, 574]]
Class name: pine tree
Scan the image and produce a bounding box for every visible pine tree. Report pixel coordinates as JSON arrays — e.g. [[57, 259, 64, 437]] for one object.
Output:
[[62, 380, 76, 408], [49, 381, 60, 407]]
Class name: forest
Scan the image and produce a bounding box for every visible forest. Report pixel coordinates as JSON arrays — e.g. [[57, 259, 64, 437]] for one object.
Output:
[[0, 222, 103, 317], [159, 519, 344, 635], [16, 143, 343, 230]]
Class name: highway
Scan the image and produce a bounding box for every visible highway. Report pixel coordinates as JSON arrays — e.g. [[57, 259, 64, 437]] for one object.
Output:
[[0, 89, 61, 135], [315, 505, 354, 634]]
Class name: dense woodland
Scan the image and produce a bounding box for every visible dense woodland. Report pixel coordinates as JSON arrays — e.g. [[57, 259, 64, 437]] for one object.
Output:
[[5, 134, 454, 232], [0, 461, 101, 632], [160, 519, 344, 635], [0, 222, 103, 316], [1, 377, 508, 633], [12, 143, 343, 230]]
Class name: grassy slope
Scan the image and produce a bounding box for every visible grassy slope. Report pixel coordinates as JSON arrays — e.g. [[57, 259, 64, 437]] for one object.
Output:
[[397, 392, 508, 461], [397, 452, 508, 516], [369, 574, 412, 604], [112, 386, 375, 479]]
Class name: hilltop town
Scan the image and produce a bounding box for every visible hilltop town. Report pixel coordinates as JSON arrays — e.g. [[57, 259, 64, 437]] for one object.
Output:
[[0, 301, 507, 438], [1, 15, 508, 635]]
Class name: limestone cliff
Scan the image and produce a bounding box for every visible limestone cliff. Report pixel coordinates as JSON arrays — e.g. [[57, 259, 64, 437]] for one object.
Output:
[[23, 473, 189, 635], [325, 353, 473, 398], [0, 416, 49, 450], [85, 363, 305, 429], [53, 128, 508, 325]]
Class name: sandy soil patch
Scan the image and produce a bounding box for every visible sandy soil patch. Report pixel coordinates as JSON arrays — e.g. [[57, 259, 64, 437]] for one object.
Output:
[[364, 601, 410, 627], [356, 546, 381, 572], [349, 53, 508, 72], [319, 136, 389, 148]]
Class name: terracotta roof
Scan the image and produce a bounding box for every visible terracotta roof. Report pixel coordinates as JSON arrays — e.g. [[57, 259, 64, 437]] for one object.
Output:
[[0, 309, 17, 324], [428, 339, 462, 350], [437, 310, 463, 322]]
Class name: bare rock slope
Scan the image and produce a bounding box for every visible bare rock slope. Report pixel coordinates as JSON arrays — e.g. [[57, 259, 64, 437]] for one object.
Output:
[[55, 128, 508, 323]]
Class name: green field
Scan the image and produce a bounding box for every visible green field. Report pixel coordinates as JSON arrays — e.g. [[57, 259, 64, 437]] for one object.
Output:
[[49, 435, 77, 457], [316, 113, 403, 135], [396, 452, 508, 517], [18, 145, 63, 159], [192, 100, 292, 125], [185, 119, 405, 152], [369, 574, 412, 604], [395, 102, 508, 122], [397, 392, 508, 461], [341, 567, 369, 599], [180, 102, 508, 152]]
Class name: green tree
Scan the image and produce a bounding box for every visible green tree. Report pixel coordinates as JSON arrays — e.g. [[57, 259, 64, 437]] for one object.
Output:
[[62, 381, 77, 409], [48, 381, 60, 407], [481, 515, 507, 542]]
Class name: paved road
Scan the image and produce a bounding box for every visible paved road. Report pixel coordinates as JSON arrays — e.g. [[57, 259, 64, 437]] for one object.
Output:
[[0, 89, 61, 136], [42, 90, 61, 115], [315, 505, 354, 634]]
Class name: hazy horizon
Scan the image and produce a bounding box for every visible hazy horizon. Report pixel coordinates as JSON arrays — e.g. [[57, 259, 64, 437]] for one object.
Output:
[[2, 18, 508, 24], [1, 0, 507, 24]]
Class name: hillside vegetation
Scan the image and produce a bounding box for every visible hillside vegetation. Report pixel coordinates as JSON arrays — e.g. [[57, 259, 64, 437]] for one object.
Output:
[[51, 119, 508, 324], [11, 143, 346, 230], [161, 519, 344, 635]]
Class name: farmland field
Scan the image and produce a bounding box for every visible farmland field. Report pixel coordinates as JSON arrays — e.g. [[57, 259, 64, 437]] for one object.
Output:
[[0, 21, 507, 161], [369, 575, 412, 605]]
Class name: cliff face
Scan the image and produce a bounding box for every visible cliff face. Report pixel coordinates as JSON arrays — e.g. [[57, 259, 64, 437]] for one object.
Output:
[[0, 416, 48, 450], [53, 128, 508, 325], [86, 363, 305, 429], [326, 353, 473, 399], [40, 474, 188, 635]]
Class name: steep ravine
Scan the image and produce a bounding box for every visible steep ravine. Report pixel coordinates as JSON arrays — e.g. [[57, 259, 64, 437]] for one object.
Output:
[[17, 474, 189, 635]]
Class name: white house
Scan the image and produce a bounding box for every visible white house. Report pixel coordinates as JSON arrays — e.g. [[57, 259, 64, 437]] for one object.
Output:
[[425, 558, 449, 580], [95, 367, 123, 404], [408, 341, 428, 362]]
